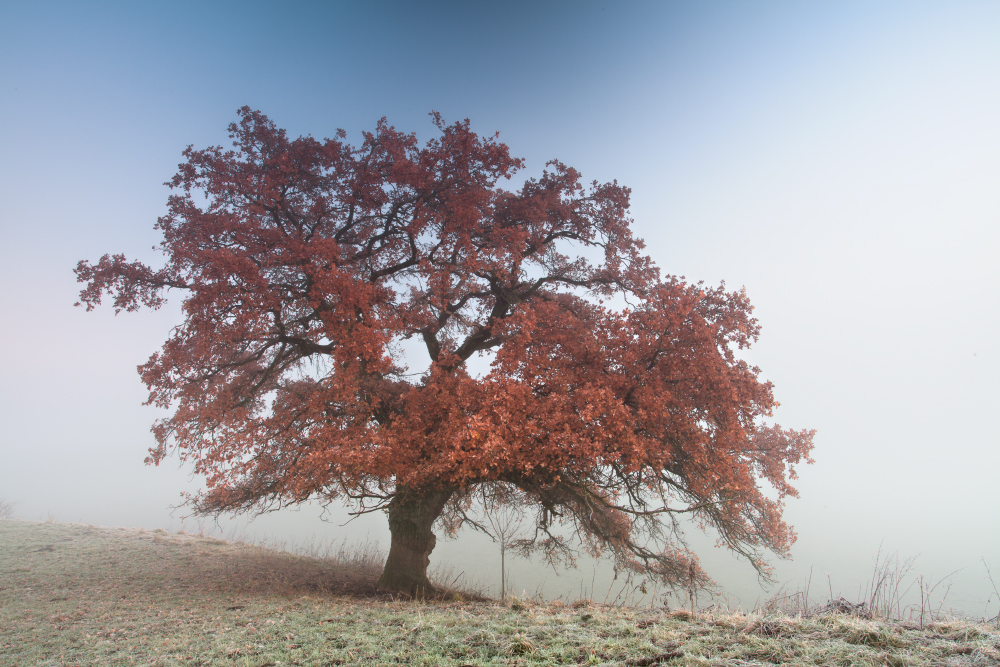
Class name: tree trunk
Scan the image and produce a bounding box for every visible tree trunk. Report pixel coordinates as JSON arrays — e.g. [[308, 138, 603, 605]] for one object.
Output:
[[376, 485, 454, 597]]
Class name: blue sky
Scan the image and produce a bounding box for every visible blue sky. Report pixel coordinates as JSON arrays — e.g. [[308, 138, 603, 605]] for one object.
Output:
[[1, 1, 998, 614]]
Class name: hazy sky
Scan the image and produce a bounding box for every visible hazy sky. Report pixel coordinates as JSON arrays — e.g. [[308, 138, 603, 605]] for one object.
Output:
[[1, 1, 997, 616]]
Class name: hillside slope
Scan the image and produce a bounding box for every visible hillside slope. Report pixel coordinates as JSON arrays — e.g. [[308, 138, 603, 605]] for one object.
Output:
[[1, 520, 997, 666]]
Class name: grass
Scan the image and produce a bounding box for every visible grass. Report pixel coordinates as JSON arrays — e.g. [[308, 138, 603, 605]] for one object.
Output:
[[2, 519, 999, 666]]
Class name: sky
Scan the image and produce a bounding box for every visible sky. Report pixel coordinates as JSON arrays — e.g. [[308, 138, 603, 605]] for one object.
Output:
[[1, 1, 998, 616]]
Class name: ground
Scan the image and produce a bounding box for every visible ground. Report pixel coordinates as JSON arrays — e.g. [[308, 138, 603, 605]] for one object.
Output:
[[1, 519, 998, 666]]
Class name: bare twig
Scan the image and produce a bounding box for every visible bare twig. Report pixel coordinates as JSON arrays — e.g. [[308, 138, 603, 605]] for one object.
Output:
[[983, 558, 1000, 629]]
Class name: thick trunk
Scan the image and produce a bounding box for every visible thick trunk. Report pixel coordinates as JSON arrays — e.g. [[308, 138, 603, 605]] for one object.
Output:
[[376, 485, 454, 597]]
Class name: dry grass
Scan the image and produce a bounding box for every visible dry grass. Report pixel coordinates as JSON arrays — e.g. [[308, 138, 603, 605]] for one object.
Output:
[[2, 519, 999, 666], [748, 549, 983, 631]]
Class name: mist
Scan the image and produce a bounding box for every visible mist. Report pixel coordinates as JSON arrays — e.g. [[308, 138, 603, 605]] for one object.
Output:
[[1, 1, 997, 619]]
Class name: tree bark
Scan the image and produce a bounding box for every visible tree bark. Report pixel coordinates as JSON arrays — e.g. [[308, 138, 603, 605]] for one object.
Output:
[[376, 485, 454, 597]]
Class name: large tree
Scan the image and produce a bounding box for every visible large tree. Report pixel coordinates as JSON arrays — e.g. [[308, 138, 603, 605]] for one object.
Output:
[[76, 108, 814, 597]]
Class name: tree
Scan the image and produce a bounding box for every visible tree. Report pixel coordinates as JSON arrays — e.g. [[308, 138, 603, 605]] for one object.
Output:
[[76, 107, 815, 597], [478, 485, 528, 602]]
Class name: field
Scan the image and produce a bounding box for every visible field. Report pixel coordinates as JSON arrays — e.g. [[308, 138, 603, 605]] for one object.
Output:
[[1, 519, 998, 666]]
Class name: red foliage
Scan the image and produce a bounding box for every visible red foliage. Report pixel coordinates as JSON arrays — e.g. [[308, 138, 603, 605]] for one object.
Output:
[[77, 108, 814, 591]]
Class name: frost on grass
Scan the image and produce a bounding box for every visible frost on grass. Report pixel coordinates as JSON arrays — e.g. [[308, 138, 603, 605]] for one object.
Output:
[[2, 520, 998, 666]]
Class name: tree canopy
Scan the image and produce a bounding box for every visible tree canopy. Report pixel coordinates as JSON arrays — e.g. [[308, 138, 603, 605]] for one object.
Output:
[[77, 107, 814, 596]]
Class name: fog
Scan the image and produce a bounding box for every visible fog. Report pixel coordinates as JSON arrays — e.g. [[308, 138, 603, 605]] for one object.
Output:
[[1, 1, 997, 618]]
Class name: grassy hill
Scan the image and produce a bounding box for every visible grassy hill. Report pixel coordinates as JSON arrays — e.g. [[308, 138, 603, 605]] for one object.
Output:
[[1, 519, 997, 666]]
